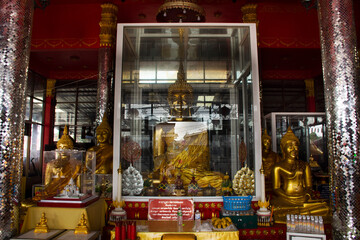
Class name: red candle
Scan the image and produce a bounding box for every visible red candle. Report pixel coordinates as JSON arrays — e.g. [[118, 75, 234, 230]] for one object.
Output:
[[115, 224, 120, 240], [121, 221, 126, 240], [131, 221, 137, 240], [127, 221, 132, 240]]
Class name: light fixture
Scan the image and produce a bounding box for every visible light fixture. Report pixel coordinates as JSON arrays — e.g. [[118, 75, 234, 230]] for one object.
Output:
[[34, 0, 50, 9], [301, 0, 317, 10], [156, 0, 205, 23]]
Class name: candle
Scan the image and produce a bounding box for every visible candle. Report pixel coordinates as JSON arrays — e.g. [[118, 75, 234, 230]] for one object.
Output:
[[127, 221, 132, 240], [115, 224, 120, 240], [260, 167, 265, 203], [117, 168, 122, 202], [131, 221, 137, 240], [121, 221, 126, 240]]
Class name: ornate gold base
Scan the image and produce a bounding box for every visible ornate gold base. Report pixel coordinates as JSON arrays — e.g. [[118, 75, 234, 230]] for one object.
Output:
[[74, 226, 89, 234], [34, 226, 49, 233]]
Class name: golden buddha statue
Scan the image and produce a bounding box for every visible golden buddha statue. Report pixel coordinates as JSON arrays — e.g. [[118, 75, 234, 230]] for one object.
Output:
[[87, 114, 113, 174], [271, 127, 330, 223], [34, 212, 49, 233], [152, 62, 223, 193], [43, 126, 81, 198], [261, 129, 280, 191], [74, 213, 89, 234]]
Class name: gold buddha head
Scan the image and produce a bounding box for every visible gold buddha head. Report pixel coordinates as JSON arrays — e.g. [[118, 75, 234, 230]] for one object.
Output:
[[168, 62, 193, 120], [57, 126, 74, 150], [280, 126, 300, 160], [261, 129, 272, 152], [96, 114, 112, 144]]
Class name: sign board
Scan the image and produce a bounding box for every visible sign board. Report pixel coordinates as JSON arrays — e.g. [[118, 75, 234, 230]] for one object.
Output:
[[148, 199, 194, 221]]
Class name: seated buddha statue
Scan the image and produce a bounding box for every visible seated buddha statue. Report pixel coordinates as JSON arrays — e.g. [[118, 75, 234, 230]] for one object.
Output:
[[261, 129, 281, 192], [87, 114, 113, 174], [152, 62, 223, 194], [34, 212, 49, 233], [271, 127, 330, 223], [43, 126, 81, 198]]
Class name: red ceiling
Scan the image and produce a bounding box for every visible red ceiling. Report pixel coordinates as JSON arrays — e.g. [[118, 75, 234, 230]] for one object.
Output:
[[29, 0, 360, 80]]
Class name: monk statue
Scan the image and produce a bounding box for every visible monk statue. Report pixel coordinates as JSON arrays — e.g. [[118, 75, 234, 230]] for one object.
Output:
[[43, 126, 81, 198], [271, 126, 330, 223], [261, 129, 280, 192], [152, 61, 223, 194], [87, 114, 113, 174]]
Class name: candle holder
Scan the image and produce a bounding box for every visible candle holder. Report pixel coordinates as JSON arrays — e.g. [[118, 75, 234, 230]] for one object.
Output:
[[256, 200, 272, 226], [109, 200, 127, 223]]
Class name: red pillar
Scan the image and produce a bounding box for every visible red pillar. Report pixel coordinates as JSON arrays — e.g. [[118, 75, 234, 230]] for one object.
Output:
[[43, 79, 56, 150]]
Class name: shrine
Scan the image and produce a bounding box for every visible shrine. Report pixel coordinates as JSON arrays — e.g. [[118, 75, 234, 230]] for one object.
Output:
[[1, 1, 360, 240]]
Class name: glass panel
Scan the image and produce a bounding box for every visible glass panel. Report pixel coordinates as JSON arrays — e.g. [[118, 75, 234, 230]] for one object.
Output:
[[187, 61, 203, 80], [77, 103, 96, 125], [157, 61, 178, 80], [204, 61, 227, 80], [25, 96, 31, 121], [53, 125, 75, 142], [139, 62, 156, 81], [34, 79, 45, 101], [56, 89, 76, 102], [116, 24, 261, 199], [55, 103, 76, 125], [32, 99, 43, 123], [76, 127, 92, 144], [29, 124, 43, 177], [23, 135, 29, 176], [78, 88, 97, 102]]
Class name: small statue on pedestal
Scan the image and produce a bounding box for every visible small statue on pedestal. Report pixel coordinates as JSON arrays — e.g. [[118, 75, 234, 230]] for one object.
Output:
[[34, 212, 49, 233], [221, 172, 233, 196], [74, 213, 89, 234], [174, 170, 185, 196]]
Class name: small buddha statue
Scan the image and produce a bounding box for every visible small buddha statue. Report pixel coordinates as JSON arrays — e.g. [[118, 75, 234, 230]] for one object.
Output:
[[261, 129, 281, 191], [74, 213, 89, 234], [43, 126, 81, 198], [271, 127, 330, 223], [87, 114, 113, 174], [34, 212, 49, 233], [221, 172, 233, 196]]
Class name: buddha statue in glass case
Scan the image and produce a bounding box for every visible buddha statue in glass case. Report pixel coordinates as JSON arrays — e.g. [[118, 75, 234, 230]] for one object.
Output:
[[152, 62, 223, 194]]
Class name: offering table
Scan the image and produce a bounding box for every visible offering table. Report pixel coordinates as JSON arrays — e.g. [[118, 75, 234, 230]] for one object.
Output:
[[110, 220, 239, 240], [21, 198, 107, 234]]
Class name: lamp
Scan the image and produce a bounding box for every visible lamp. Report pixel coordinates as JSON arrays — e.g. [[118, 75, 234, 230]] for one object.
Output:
[[301, 0, 317, 10], [34, 0, 49, 9], [156, 0, 205, 22]]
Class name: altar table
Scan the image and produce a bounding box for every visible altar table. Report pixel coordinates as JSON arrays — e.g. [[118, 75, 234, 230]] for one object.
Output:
[[111, 220, 239, 240], [21, 199, 107, 234]]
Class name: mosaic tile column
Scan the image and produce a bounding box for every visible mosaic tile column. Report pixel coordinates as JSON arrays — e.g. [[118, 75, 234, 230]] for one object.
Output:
[[317, 0, 360, 239], [97, 3, 118, 125], [0, 0, 34, 238]]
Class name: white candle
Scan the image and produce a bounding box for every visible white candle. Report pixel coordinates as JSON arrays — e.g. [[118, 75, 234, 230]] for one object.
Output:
[[260, 168, 266, 203], [117, 168, 122, 202]]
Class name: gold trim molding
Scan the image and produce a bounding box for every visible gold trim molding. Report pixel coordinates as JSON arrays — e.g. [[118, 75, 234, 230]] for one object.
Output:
[[99, 3, 118, 48]]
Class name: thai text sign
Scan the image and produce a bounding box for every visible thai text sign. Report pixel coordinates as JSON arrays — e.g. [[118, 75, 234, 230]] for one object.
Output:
[[148, 199, 194, 221]]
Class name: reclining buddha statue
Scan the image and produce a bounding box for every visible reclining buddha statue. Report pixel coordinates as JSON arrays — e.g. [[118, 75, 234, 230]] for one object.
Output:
[[152, 62, 223, 194], [43, 126, 81, 198], [271, 126, 330, 223]]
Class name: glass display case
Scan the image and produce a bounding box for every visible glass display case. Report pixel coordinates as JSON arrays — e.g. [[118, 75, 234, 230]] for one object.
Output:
[[42, 150, 95, 198], [113, 23, 262, 201], [263, 112, 327, 170]]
